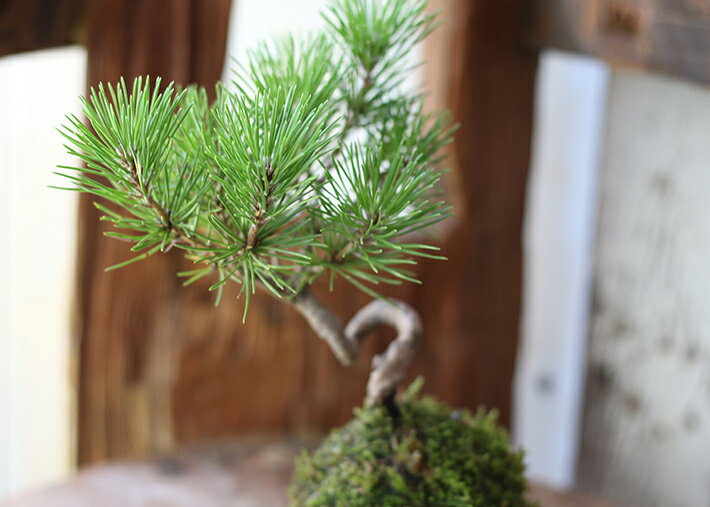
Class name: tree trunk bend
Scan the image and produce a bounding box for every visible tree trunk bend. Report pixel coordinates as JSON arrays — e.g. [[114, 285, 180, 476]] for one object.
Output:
[[290, 289, 422, 406]]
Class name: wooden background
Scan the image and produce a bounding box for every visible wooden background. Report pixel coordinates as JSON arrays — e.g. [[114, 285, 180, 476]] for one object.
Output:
[[578, 71, 710, 507]]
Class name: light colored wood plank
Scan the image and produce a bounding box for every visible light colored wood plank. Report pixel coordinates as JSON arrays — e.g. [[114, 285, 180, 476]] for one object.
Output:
[[580, 70, 710, 507], [514, 50, 609, 489], [0, 46, 85, 498]]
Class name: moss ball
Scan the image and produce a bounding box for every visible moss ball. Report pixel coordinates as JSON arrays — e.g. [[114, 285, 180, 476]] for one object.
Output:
[[289, 380, 535, 506]]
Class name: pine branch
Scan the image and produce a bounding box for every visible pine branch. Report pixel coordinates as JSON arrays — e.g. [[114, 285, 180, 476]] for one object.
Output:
[[56, 0, 454, 401], [291, 288, 421, 404]]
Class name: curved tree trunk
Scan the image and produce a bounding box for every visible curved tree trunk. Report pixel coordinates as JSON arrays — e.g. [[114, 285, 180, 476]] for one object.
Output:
[[291, 290, 422, 405]]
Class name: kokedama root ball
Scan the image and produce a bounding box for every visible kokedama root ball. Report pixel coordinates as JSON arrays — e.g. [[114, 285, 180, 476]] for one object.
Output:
[[290, 381, 536, 507]]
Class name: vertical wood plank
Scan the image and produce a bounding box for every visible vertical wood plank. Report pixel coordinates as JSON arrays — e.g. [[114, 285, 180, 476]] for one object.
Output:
[[77, 0, 233, 464], [1, 46, 86, 498], [579, 71, 710, 507], [440, 0, 538, 426], [514, 50, 609, 489]]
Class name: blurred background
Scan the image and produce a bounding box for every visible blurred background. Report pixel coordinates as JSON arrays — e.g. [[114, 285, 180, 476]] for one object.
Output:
[[2, 1, 710, 506]]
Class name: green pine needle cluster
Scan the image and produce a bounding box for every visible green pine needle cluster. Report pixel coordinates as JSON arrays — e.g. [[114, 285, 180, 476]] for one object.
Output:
[[56, 0, 453, 318]]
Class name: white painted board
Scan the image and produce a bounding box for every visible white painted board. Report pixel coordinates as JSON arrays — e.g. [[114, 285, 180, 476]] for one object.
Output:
[[514, 50, 609, 489], [0, 46, 85, 499]]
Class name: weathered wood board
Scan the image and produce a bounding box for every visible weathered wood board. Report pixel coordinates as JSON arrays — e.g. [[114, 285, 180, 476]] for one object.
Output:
[[514, 50, 609, 489], [535, 0, 710, 85], [0, 0, 85, 57], [579, 71, 710, 507]]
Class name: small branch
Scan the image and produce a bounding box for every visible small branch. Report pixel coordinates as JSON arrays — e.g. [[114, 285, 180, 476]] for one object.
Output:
[[333, 212, 380, 263], [347, 299, 422, 405], [119, 155, 198, 249], [291, 288, 355, 365], [245, 162, 275, 249], [290, 288, 422, 405], [319, 67, 375, 177]]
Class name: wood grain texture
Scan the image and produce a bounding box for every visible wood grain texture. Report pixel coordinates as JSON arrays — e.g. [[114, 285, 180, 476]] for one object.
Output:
[[0, 0, 85, 57], [578, 72, 710, 507], [77, 0, 234, 464], [76, 0, 538, 464], [536, 0, 710, 84], [441, 0, 538, 427]]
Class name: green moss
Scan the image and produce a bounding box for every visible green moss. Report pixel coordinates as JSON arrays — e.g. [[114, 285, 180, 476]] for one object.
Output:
[[290, 380, 536, 506]]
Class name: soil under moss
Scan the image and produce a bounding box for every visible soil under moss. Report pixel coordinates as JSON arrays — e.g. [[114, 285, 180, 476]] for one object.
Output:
[[289, 380, 536, 506]]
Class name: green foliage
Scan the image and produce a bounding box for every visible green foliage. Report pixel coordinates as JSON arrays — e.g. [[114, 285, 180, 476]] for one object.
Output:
[[57, 77, 210, 268], [290, 380, 535, 507], [324, 0, 436, 127], [234, 34, 342, 132], [57, 0, 453, 315]]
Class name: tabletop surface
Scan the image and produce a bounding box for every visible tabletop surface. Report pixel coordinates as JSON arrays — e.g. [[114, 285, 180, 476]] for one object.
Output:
[[4, 439, 619, 507]]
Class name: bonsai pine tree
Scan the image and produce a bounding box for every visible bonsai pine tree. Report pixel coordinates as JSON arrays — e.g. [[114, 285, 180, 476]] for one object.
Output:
[[58, 0, 451, 407], [57, 0, 533, 504]]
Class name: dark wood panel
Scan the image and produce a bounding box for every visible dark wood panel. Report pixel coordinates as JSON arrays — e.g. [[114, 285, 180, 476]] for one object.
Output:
[[441, 0, 538, 428], [0, 0, 85, 56], [77, 0, 234, 464], [537, 0, 710, 84]]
